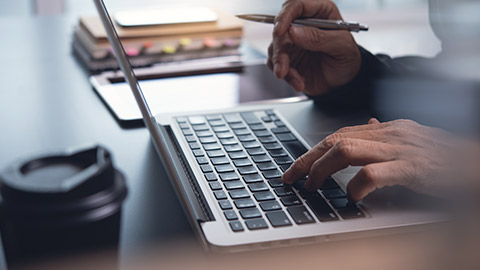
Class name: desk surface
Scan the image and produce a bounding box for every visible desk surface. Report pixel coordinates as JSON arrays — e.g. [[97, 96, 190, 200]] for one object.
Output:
[[0, 14, 301, 266], [0, 15, 199, 263]]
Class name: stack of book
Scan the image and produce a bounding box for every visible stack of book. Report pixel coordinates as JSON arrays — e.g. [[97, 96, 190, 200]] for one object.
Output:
[[72, 7, 244, 73]]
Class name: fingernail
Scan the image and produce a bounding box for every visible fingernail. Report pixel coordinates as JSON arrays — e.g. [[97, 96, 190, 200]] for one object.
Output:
[[292, 78, 302, 91], [273, 21, 281, 35]]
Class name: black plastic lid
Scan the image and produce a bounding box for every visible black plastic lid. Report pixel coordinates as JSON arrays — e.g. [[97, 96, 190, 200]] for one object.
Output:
[[0, 145, 127, 225]]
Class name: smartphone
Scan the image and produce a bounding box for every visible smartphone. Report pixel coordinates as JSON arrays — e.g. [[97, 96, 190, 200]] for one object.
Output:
[[114, 7, 218, 28]]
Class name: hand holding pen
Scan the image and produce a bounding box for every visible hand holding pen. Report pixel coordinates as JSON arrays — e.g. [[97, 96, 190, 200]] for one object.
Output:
[[239, 0, 364, 96]]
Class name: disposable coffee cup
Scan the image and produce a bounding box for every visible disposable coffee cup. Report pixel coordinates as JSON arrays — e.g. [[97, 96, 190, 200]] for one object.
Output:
[[0, 145, 128, 265]]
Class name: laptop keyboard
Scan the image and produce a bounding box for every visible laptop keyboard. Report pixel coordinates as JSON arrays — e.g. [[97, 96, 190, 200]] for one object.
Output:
[[176, 110, 365, 232]]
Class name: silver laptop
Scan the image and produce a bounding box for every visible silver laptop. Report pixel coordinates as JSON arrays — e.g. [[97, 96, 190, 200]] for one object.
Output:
[[94, 0, 444, 252]]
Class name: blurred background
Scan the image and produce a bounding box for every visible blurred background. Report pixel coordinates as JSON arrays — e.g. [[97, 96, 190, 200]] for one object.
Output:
[[0, 0, 441, 58]]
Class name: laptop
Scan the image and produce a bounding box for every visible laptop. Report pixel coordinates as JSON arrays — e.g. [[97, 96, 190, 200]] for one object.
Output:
[[94, 0, 445, 252]]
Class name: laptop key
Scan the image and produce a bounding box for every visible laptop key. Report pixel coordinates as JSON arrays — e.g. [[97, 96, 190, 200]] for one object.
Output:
[[279, 164, 292, 172], [245, 218, 268, 230], [209, 120, 225, 127], [292, 179, 306, 190], [176, 117, 187, 123], [250, 123, 266, 131], [239, 208, 262, 219], [200, 137, 217, 144], [268, 179, 285, 188], [207, 150, 225, 158], [192, 124, 209, 131], [337, 207, 365, 219], [263, 142, 282, 150], [242, 141, 261, 149], [234, 128, 250, 136], [229, 221, 244, 232], [287, 206, 316, 224], [195, 130, 213, 137], [271, 127, 289, 134], [234, 198, 256, 209], [329, 198, 355, 209], [219, 172, 240, 181], [224, 210, 238, 220], [274, 187, 295, 197], [204, 173, 217, 181], [253, 130, 270, 137], [269, 149, 288, 158], [276, 133, 297, 142], [224, 113, 242, 123], [229, 189, 250, 199], [220, 138, 238, 145], [182, 129, 193, 136], [274, 156, 293, 165], [203, 143, 221, 151], [257, 162, 276, 171], [209, 182, 222, 190], [253, 191, 275, 201], [206, 114, 222, 121], [259, 136, 276, 144], [259, 201, 282, 211], [282, 140, 308, 159], [266, 211, 292, 227], [243, 174, 263, 183], [196, 157, 209, 165], [262, 169, 282, 179], [305, 196, 339, 222], [185, 135, 196, 143], [233, 158, 252, 167], [200, 165, 213, 173], [214, 190, 228, 200], [261, 116, 272, 122], [229, 123, 246, 130], [238, 135, 256, 142], [188, 116, 206, 125], [238, 166, 258, 175], [280, 196, 302, 206], [179, 123, 189, 129], [192, 150, 204, 157], [224, 180, 244, 190], [274, 120, 285, 127], [252, 155, 271, 163], [215, 164, 235, 173], [219, 200, 233, 210], [216, 132, 234, 139], [321, 177, 341, 190], [246, 148, 265, 156], [229, 151, 248, 159], [211, 157, 229, 165], [213, 126, 229, 133], [248, 183, 269, 192], [224, 144, 242, 152], [240, 112, 262, 125], [323, 188, 347, 199]]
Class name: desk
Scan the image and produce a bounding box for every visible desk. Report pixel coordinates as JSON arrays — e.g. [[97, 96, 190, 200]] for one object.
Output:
[[0, 14, 301, 267]]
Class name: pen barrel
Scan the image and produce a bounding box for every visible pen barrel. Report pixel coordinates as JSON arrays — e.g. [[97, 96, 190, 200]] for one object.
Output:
[[294, 18, 364, 32]]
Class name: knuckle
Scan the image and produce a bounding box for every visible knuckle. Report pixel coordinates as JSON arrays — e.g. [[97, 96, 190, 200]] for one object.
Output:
[[293, 154, 309, 170], [359, 165, 379, 187], [323, 133, 342, 149], [306, 29, 325, 44], [334, 139, 355, 158]]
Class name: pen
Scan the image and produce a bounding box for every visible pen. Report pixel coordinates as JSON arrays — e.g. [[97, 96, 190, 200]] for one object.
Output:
[[236, 14, 368, 32]]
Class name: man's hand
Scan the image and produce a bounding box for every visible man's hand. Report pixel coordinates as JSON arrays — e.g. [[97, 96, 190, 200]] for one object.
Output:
[[268, 0, 361, 96], [282, 119, 458, 201]]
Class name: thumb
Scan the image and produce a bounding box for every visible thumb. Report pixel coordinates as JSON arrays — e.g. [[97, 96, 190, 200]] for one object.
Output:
[[289, 26, 351, 57]]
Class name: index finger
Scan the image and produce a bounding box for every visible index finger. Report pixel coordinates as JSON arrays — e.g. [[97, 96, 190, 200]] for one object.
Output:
[[274, 0, 342, 36]]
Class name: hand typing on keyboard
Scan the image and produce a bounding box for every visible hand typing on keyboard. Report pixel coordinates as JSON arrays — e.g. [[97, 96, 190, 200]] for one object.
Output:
[[283, 118, 469, 202]]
